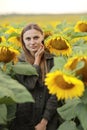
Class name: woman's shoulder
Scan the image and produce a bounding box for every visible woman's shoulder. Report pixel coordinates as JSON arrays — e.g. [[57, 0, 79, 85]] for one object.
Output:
[[44, 51, 54, 59]]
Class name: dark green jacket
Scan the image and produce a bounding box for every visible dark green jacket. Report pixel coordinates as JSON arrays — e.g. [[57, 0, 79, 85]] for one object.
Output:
[[9, 52, 62, 130]]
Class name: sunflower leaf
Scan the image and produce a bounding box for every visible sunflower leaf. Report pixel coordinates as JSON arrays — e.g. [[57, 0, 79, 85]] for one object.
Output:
[[81, 88, 87, 104], [0, 104, 7, 124], [11, 62, 38, 76], [57, 98, 81, 120], [50, 56, 66, 72], [71, 32, 87, 39], [57, 121, 79, 130], [76, 103, 87, 130], [6, 104, 16, 121], [0, 70, 34, 104]]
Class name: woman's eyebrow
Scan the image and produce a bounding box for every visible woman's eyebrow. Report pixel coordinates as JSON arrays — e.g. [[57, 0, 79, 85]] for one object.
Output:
[[33, 36, 39, 38]]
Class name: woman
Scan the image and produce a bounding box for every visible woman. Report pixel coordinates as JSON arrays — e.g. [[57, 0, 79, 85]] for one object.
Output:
[[9, 23, 62, 130]]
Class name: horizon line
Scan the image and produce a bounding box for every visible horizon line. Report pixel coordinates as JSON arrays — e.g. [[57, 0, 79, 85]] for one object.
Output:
[[0, 12, 87, 15]]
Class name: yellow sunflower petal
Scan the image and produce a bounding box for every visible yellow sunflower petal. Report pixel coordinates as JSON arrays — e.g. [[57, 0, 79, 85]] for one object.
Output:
[[45, 70, 84, 100]]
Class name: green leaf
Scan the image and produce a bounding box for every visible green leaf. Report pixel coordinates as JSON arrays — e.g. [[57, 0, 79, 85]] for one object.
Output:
[[12, 62, 38, 76], [71, 32, 87, 39], [57, 98, 81, 120], [76, 103, 87, 130], [7, 32, 20, 39], [57, 121, 79, 130], [72, 42, 87, 54], [7, 104, 16, 121], [50, 56, 66, 72], [81, 88, 87, 104], [0, 104, 7, 124], [0, 71, 34, 104]]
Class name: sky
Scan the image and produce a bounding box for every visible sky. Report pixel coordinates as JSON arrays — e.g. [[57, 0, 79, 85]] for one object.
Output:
[[0, 0, 87, 14]]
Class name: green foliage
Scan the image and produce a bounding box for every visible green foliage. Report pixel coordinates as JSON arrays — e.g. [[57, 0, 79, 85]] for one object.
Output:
[[57, 98, 81, 121], [50, 56, 67, 72], [0, 104, 7, 124], [81, 88, 87, 104], [11, 62, 38, 75], [76, 103, 87, 130], [0, 70, 34, 104], [57, 121, 79, 130], [0, 61, 37, 128], [71, 32, 87, 39], [57, 95, 87, 130]]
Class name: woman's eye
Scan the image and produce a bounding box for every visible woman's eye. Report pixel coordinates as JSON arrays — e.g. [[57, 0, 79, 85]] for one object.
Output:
[[26, 37, 30, 41]]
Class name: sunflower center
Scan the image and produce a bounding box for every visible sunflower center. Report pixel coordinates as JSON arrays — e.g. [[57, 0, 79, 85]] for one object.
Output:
[[79, 23, 87, 32], [51, 38, 68, 50], [55, 76, 74, 89], [17, 36, 20, 41], [0, 37, 2, 42]]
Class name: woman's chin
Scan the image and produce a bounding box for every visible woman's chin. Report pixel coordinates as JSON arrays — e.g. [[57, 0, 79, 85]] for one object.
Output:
[[31, 49, 37, 53]]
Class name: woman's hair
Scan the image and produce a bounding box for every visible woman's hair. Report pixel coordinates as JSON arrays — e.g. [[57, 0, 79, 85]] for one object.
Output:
[[21, 23, 44, 45]]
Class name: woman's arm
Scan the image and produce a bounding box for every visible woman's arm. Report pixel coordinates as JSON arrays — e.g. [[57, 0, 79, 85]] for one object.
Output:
[[43, 95, 58, 121]]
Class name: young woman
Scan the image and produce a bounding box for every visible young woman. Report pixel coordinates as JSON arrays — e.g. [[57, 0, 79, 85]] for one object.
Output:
[[9, 23, 62, 130]]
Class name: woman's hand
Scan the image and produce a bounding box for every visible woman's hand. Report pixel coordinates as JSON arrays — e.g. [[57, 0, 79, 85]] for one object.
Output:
[[35, 118, 48, 130], [35, 44, 44, 58], [34, 44, 44, 65]]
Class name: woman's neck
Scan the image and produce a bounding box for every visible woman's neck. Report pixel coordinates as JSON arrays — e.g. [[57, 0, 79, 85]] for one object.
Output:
[[30, 51, 35, 57]]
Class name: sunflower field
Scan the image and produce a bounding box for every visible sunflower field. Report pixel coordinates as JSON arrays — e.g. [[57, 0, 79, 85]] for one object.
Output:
[[0, 14, 87, 130]]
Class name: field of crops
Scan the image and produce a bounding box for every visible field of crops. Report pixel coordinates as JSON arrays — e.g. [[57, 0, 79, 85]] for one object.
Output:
[[0, 13, 87, 26]]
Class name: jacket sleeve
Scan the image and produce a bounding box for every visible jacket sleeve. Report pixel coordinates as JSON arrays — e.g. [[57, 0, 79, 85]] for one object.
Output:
[[43, 94, 58, 121], [14, 65, 41, 90]]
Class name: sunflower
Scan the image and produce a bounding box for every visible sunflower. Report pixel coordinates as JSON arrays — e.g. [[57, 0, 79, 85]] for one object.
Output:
[[74, 21, 87, 32], [0, 36, 6, 43], [8, 36, 22, 47], [44, 35, 72, 56], [5, 27, 18, 34], [45, 70, 84, 100], [64, 56, 87, 85], [0, 46, 20, 63]]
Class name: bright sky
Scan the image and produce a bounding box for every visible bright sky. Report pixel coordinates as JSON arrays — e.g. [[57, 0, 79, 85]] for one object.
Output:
[[0, 0, 87, 14]]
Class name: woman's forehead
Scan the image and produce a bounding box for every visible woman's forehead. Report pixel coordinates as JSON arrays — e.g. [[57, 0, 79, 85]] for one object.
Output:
[[23, 29, 43, 37]]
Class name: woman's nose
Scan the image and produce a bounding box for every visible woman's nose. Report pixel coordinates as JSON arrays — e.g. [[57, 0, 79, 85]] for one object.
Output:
[[30, 39, 35, 44]]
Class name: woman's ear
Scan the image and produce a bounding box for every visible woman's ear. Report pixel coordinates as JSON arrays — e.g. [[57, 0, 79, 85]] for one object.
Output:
[[41, 35, 44, 44], [42, 40, 44, 44]]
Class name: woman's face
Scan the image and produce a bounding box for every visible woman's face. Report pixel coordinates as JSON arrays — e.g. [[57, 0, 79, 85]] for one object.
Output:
[[23, 29, 44, 53]]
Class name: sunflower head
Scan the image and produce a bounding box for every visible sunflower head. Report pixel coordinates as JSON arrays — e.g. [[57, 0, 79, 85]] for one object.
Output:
[[8, 36, 22, 48], [44, 34, 72, 56], [0, 46, 20, 63], [74, 21, 87, 32], [64, 56, 87, 85], [45, 70, 85, 100]]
